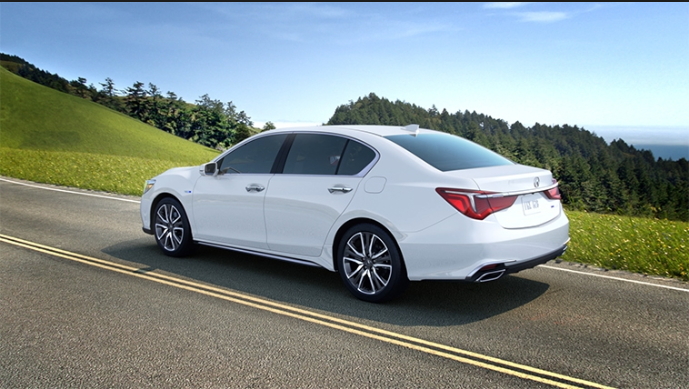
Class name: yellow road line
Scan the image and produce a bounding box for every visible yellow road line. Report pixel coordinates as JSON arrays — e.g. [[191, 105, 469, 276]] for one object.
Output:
[[1, 234, 615, 389]]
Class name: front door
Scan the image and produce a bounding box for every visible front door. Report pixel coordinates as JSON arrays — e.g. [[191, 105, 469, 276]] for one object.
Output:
[[191, 133, 288, 250], [193, 173, 272, 249]]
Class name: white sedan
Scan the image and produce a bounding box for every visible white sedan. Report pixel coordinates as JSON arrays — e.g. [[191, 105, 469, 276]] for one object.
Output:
[[141, 125, 569, 302]]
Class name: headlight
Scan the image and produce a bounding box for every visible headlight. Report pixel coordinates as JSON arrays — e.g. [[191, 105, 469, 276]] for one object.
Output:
[[143, 179, 156, 194]]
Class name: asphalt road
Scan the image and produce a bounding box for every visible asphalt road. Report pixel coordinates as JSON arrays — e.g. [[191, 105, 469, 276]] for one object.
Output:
[[1, 177, 687, 388]]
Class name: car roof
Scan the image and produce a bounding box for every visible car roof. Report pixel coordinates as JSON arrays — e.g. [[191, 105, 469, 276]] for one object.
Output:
[[264, 124, 434, 138]]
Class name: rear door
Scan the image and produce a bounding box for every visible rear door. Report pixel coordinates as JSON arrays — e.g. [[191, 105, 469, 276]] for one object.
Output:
[[264, 134, 377, 256]]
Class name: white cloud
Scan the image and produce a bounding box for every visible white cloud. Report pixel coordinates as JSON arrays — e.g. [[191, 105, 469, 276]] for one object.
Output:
[[484, 3, 580, 23], [516, 11, 570, 23], [285, 3, 352, 19], [484, 2, 532, 10]]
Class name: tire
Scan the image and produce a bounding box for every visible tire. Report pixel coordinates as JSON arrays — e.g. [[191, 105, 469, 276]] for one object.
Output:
[[337, 223, 408, 302], [153, 197, 196, 257]]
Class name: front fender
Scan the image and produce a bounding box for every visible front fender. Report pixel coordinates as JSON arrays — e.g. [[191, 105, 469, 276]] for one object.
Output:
[[140, 166, 201, 233]]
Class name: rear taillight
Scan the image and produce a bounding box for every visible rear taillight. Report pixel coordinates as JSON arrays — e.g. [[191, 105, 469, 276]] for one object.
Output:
[[436, 188, 518, 220], [544, 180, 561, 200]]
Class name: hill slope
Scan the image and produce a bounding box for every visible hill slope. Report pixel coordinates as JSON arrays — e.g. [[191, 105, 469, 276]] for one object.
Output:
[[1, 67, 218, 162], [0, 67, 219, 194]]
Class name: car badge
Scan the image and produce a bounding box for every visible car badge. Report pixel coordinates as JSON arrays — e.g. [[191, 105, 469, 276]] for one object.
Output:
[[534, 177, 540, 188]]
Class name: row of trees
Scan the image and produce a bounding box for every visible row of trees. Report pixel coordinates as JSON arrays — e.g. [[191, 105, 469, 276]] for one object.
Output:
[[113, 81, 256, 149], [1, 53, 268, 149], [328, 93, 688, 221]]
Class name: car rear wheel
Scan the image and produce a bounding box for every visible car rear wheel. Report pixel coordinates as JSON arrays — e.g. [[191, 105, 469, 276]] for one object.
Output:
[[337, 224, 408, 302], [154, 198, 195, 257]]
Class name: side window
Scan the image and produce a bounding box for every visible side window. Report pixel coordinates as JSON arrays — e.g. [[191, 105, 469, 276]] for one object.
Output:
[[218, 134, 287, 174], [337, 140, 376, 175], [283, 134, 348, 175]]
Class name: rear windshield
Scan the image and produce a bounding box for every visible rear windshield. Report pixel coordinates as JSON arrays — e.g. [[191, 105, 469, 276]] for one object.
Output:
[[385, 133, 514, 172]]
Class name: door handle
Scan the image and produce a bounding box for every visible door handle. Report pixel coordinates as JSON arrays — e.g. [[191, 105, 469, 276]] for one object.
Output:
[[328, 186, 352, 194], [245, 184, 265, 193]]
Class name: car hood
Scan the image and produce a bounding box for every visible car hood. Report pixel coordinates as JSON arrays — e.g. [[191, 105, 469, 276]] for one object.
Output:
[[160, 166, 199, 177]]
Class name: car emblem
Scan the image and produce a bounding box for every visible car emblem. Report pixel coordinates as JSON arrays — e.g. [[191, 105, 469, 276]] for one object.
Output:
[[534, 177, 540, 188]]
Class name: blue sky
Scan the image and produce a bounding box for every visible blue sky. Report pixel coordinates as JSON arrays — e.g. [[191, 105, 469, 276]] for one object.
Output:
[[2, 2, 687, 147]]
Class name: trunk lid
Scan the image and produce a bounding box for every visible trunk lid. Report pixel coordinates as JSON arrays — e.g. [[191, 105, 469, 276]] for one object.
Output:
[[444, 164, 562, 228]]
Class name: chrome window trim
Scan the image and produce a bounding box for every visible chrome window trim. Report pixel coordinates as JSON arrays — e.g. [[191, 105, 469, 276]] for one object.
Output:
[[211, 131, 381, 177]]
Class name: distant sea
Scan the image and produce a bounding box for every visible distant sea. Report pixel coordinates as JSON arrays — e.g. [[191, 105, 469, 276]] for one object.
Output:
[[631, 144, 689, 161], [584, 125, 689, 161]]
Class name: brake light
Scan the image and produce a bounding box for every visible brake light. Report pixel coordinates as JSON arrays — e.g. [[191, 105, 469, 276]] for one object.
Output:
[[544, 180, 561, 200], [436, 188, 518, 220]]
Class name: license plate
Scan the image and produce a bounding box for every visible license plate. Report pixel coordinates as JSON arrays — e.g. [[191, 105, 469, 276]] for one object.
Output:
[[522, 195, 541, 215]]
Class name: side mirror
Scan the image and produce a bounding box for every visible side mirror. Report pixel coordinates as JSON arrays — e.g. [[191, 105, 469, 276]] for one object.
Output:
[[201, 162, 218, 176]]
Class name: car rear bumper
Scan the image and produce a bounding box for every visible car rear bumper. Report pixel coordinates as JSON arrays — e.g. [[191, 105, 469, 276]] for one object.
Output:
[[467, 241, 568, 282], [399, 210, 570, 281], [504, 242, 567, 273]]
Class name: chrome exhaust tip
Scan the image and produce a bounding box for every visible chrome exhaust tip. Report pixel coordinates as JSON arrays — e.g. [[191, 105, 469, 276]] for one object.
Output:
[[475, 269, 506, 282]]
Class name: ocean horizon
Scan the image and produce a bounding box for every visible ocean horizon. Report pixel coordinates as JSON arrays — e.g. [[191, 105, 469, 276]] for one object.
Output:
[[631, 144, 688, 161], [584, 125, 688, 161]]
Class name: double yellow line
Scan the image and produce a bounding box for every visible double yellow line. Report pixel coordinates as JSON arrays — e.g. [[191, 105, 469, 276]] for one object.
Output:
[[1, 233, 615, 389]]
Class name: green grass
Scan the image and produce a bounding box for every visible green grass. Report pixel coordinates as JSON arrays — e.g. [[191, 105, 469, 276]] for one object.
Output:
[[1, 67, 219, 194], [564, 210, 688, 281], [0, 147, 210, 195]]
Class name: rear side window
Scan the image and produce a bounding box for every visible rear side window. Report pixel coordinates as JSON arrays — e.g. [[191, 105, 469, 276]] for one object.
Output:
[[338, 139, 376, 175], [281, 134, 377, 176], [283, 134, 348, 175], [385, 133, 513, 171]]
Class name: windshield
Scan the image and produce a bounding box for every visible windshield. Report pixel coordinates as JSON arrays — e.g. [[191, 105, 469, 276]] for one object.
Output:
[[385, 132, 514, 172]]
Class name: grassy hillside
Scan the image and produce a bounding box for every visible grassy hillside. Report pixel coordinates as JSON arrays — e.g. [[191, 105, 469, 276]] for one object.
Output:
[[1, 67, 219, 194]]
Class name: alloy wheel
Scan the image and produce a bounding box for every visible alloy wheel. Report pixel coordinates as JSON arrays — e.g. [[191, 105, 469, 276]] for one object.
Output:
[[155, 203, 185, 252], [342, 231, 393, 295]]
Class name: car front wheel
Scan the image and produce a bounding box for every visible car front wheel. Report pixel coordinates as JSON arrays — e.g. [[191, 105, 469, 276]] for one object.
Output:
[[337, 224, 408, 302], [153, 197, 195, 257]]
